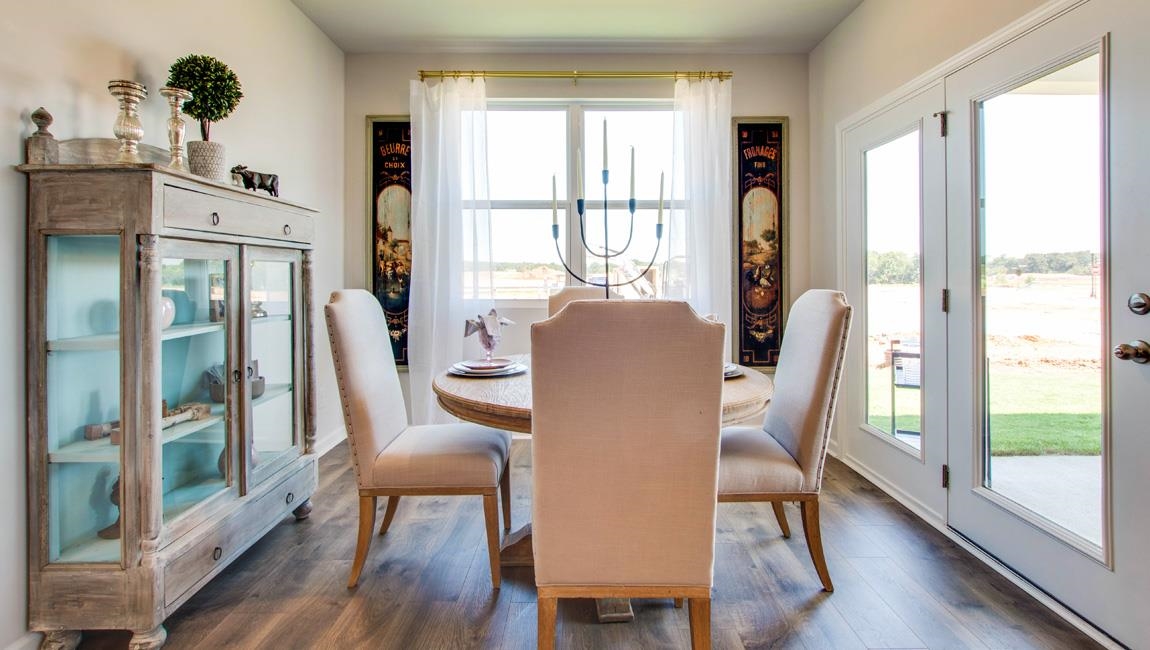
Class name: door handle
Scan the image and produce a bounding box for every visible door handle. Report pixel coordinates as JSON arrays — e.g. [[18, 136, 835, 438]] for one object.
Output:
[[1113, 340, 1150, 363]]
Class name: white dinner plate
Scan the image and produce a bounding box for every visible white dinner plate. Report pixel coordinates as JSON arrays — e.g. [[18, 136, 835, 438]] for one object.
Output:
[[723, 363, 744, 379], [448, 363, 527, 378], [451, 362, 511, 375], [460, 357, 514, 370]]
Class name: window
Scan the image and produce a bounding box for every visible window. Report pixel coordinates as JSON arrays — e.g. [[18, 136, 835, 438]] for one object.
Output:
[[483, 103, 674, 300]]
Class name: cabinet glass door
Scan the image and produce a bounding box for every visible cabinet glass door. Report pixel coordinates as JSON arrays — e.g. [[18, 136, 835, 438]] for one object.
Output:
[[44, 235, 123, 563], [159, 241, 237, 523], [245, 248, 303, 488]]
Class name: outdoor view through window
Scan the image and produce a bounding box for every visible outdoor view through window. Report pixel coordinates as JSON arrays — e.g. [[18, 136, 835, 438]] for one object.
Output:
[[482, 106, 673, 300], [978, 54, 1103, 546]]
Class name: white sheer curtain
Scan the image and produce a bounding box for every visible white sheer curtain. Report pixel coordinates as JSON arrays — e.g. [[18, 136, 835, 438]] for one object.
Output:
[[409, 78, 493, 424], [668, 78, 733, 355]]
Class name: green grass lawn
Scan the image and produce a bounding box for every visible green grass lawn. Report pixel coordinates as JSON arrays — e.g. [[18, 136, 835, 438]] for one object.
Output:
[[867, 365, 1101, 456]]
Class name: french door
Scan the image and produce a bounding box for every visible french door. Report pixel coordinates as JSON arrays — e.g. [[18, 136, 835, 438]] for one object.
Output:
[[945, 1, 1149, 643], [841, 83, 948, 520], [842, 1, 1150, 643]]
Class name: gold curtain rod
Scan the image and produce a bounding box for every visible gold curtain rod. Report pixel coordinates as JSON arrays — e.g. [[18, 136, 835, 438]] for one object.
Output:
[[417, 69, 732, 81]]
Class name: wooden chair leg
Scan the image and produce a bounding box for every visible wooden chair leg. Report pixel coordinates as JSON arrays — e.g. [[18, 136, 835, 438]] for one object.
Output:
[[673, 598, 684, 609], [771, 501, 791, 538], [482, 493, 502, 589], [348, 495, 377, 589], [500, 463, 511, 532], [377, 495, 401, 535], [537, 596, 558, 650], [688, 598, 711, 650], [800, 499, 834, 592]]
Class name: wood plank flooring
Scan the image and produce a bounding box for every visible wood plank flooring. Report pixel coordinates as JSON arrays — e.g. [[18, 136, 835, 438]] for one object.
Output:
[[81, 440, 1101, 649]]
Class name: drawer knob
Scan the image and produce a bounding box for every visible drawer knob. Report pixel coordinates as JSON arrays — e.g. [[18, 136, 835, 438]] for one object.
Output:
[[212, 546, 222, 561], [286, 491, 295, 505], [283, 224, 292, 236], [211, 212, 220, 226]]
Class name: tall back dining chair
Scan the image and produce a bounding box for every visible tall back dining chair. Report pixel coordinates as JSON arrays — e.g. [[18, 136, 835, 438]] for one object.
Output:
[[531, 300, 725, 649], [547, 285, 619, 317], [325, 289, 512, 590], [717, 289, 852, 592]]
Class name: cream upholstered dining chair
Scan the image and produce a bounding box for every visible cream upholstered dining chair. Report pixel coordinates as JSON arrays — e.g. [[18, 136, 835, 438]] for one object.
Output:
[[531, 300, 725, 650], [718, 289, 852, 592], [546, 285, 619, 316], [325, 290, 512, 590]]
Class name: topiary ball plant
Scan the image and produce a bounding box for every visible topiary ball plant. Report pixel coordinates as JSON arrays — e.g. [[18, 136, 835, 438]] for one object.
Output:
[[166, 54, 243, 142]]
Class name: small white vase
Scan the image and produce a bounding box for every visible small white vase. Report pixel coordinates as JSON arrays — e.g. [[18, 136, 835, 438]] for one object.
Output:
[[159, 296, 176, 329], [187, 140, 226, 180]]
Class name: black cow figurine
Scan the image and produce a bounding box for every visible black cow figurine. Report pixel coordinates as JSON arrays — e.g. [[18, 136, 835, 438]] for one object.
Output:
[[230, 165, 279, 197]]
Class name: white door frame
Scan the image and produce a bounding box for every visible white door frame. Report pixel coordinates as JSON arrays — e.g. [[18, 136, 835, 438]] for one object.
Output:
[[838, 81, 948, 524]]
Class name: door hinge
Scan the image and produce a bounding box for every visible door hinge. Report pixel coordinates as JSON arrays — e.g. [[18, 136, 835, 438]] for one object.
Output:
[[941, 288, 950, 312], [942, 464, 950, 488], [933, 110, 948, 137]]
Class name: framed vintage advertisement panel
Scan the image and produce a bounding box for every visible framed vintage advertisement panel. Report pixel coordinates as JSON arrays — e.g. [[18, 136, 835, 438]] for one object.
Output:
[[733, 117, 788, 368], [367, 116, 412, 365]]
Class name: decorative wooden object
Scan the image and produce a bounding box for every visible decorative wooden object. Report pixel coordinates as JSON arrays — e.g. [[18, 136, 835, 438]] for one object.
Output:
[[21, 113, 317, 649]]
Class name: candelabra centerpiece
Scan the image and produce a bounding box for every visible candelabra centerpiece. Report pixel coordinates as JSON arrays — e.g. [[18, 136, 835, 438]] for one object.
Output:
[[551, 120, 664, 298]]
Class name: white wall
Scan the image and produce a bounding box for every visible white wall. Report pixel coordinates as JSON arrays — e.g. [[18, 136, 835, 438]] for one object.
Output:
[[0, 1, 344, 646], [344, 53, 810, 361], [807, 0, 1048, 292]]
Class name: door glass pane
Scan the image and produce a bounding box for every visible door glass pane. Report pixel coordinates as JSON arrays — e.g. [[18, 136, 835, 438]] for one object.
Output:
[[45, 235, 122, 563], [250, 260, 296, 482], [160, 257, 230, 522], [978, 54, 1102, 545], [865, 130, 923, 450]]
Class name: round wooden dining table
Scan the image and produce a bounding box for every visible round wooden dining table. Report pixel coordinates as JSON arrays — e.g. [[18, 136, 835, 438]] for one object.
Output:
[[432, 355, 774, 622], [433, 355, 774, 435]]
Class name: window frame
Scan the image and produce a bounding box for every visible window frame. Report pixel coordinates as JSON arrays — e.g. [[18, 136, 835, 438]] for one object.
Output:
[[474, 99, 680, 308]]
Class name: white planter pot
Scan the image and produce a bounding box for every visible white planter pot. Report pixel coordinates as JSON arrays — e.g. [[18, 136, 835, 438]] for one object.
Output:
[[187, 140, 226, 180]]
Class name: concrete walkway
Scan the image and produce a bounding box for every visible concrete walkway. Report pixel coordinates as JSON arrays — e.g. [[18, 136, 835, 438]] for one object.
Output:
[[989, 455, 1102, 545]]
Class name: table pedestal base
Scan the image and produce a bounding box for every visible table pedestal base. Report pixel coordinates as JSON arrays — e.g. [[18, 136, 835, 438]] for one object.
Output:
[[499, 524, 636, 623], [594, 598, 636, 623], [499, 524, 535, 567]]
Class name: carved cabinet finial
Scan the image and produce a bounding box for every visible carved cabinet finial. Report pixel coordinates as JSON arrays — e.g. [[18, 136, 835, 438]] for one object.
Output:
[[26, 107, 59, 164]]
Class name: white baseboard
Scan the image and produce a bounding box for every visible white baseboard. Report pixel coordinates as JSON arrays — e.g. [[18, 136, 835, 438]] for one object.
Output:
[[5, 631, 41, 650], [833, 450, 945, 528], [314, 427, 345, 457], [828, 448, 1122, 650]]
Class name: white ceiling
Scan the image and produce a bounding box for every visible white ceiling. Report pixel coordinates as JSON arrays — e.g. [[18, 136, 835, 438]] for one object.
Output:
[[291, 0, 864, 55]]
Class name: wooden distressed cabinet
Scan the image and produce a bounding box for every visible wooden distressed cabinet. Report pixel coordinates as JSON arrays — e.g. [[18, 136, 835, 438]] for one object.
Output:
[[21, 146, 318, 649]]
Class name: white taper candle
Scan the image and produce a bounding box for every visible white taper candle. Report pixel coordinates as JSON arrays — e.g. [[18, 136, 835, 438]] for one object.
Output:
[[602, 120, 608, 170], [630, 146, 635, 200], [657, 171, 664, 225], [577, 147, 583, 200]]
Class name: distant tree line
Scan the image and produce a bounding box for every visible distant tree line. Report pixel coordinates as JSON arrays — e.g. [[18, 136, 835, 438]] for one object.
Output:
[[985, 251, 1095, 276], [867, 250, 1096, 285]]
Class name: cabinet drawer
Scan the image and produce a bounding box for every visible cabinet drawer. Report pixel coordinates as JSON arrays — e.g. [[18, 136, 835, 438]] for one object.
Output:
[[163, 463, 315, 607], [163, 185, 313, 243]]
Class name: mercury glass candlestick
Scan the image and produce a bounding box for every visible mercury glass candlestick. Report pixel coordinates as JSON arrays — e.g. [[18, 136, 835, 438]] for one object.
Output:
[[159, 86, 193, 170], [107, 80, 148, 163]]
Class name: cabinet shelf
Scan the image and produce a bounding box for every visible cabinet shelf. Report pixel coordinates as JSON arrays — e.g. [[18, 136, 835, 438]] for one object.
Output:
[[254, 383, 292, 407], [56, 537, 119, 564], [47, 321, 225, 352], [164, 477, 227, 521], [49, 415, 225, 464]]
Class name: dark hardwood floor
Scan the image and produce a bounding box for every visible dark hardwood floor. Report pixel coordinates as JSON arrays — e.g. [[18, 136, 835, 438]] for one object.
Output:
[[82, 440, 1100, 649]]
